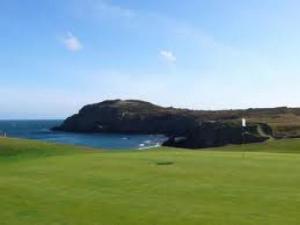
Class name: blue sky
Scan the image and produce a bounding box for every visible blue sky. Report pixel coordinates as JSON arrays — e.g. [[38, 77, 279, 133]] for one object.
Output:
[[1, 0, 300, 119]]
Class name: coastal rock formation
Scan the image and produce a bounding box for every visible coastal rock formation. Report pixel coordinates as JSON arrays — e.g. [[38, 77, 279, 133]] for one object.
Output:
[[162, 122, 271, 149], [53, 100, 199, 136], [53, 99, 279, 149]]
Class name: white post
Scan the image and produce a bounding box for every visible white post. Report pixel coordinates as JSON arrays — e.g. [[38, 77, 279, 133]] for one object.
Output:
[[241, 118, 246, 158], [242, 118, 247, 128]]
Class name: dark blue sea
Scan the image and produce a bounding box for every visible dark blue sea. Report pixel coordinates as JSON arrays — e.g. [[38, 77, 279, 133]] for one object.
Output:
[[0, 120, 167, 150]]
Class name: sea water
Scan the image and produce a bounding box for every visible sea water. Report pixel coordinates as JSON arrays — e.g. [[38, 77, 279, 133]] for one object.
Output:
[[0, 120, 167, 150]]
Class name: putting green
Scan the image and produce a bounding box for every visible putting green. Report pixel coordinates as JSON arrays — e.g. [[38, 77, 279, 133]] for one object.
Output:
[[1, 137, 300, 225]]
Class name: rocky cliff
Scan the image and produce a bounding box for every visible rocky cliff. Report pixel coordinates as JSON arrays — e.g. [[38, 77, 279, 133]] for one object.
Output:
[[53, 100, 199, 136], [162, 122, 272, 149], [53, 99, 281, 149]]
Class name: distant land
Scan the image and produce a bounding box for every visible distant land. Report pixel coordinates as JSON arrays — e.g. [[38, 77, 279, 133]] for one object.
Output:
[[53, 99, 300, 149]]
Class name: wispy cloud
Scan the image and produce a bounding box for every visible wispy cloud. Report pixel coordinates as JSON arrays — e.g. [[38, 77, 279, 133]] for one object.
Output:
[[77, 0, 135, 20], [84, 1, 239, 60], [95, 0, 135, 18], [160, 50, 177, 63], [62, 32, 83, 52], [73, 0, 237, 56]]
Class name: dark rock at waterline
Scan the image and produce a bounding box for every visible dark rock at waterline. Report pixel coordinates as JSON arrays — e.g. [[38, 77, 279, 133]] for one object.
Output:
[[162, 122, 271, 149]]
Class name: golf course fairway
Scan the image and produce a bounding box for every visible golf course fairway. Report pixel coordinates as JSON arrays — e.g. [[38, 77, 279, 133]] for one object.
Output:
[[1, 137, 300, 225]]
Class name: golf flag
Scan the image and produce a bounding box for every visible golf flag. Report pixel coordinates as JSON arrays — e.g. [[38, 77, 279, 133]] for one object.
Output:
[[242, 118, 247, 128]]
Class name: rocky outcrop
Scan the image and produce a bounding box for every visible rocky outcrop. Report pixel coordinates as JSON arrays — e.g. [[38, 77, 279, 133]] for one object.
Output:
[[162, 122, 271, 149], [53, 99, 277, 149], [53, 100, 199, 136]]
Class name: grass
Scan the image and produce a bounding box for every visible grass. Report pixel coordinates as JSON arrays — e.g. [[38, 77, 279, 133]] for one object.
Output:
[[1, 137, 300, 225], [247, 113, 300, 137]]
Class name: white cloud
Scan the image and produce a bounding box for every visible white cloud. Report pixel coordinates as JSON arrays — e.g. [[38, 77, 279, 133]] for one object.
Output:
[[160, 50, 177, 63], [62, 32, 83, 52]]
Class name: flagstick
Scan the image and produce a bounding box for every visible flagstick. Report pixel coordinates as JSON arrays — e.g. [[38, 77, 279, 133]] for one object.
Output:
[[242, 118, 247, 159], [242, 128, 245, 159]]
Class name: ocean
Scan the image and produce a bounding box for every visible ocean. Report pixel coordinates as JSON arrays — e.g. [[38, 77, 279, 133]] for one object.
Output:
[[0, 120, 167, 150]]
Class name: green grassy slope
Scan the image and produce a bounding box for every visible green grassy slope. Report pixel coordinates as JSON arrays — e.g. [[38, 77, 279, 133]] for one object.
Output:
[[1, 137, 300, 225], [0, 137, 94, 160]]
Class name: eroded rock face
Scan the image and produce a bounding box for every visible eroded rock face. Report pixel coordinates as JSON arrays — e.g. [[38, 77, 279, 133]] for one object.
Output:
[[53, 100, 199, 136], [53, 99, 275, 149], [162, 122, 271, 149]]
